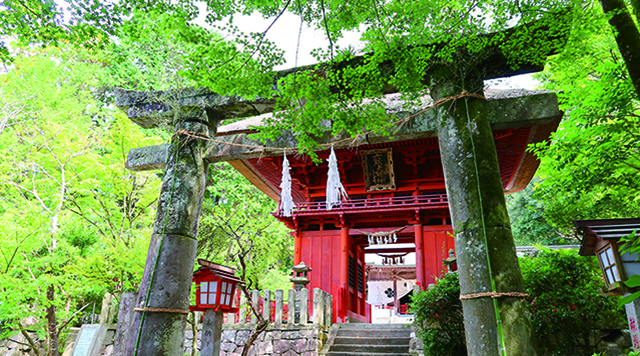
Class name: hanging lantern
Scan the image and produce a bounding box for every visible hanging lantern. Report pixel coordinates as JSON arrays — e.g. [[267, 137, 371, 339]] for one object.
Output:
[[279, 153, 295, 217], [326, 147, 348, 210]]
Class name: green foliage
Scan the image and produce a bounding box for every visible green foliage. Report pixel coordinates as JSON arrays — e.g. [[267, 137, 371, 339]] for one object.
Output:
[[3, 0, 639, 166], [410, 272, 466, 356], [533, 2, 640, 232], [521, 248, 625, 355], [412, 248, 626, 356], [1, 0, 199, 63], [197, 162, 293, 290], [0, 47, 161, 345], [506, 178, 570, 245]]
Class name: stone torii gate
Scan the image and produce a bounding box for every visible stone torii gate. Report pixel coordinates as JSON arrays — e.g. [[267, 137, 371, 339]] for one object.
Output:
[[116, 31, 564, 356]]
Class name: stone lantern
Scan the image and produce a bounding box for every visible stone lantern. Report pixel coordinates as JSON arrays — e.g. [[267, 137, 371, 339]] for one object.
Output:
[[291, 261, 312, 291], [290, 262, 311, 323], [442, 249, 458, 272]]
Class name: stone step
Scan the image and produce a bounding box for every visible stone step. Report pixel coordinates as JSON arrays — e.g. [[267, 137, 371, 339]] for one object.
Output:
[[330, 344, 410, 353], [333, 336, 411, 346], [336, 329, 411, 338], [326, 353, 410, 356], [338, 323, 411, 329]]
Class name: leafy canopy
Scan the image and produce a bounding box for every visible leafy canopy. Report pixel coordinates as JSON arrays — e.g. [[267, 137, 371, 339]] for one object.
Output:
[[532, 2, 640, 231], [0, 46, 162, 343], [5, 0, 577, 155]]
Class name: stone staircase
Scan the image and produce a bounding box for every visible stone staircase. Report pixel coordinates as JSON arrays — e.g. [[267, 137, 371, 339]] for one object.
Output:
[[324, 323, 413, 356]]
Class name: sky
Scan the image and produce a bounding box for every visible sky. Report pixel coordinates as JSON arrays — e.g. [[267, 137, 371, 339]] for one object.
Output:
[[211, 10, 540, 90]]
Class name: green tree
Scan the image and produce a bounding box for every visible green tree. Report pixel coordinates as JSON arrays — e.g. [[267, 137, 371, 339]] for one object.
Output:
[[506, 178, 569, 245], [532, 3, 640, 232], [197, 162, 293, 292], [0, 47, 162, 355], [101, 10, 294, 291], [410, 272, 466, 356], [521, 248, 626, 355]]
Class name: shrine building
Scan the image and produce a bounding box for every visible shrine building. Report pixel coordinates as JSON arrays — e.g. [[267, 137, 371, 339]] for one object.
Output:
[[120, 86, 563, 325], [204, 89, 561, 323]]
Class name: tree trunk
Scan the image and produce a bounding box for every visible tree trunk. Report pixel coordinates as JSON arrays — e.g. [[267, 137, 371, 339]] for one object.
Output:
[[599, 0, 640, 100], [47, 285, 59, 356]]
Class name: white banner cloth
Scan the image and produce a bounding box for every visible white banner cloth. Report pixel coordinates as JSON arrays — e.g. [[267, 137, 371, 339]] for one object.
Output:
[[366, 280, 415, 305]]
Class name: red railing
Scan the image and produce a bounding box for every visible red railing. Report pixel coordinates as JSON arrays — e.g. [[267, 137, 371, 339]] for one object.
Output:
[[292, 192, 448, 213]]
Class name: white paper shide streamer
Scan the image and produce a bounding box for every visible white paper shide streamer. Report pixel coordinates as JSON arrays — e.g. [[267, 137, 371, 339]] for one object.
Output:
[[279, 153, 295, 217], [326, 147, 349, 210]]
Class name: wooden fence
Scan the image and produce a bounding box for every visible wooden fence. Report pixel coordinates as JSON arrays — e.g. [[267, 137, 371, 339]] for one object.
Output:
[[224, 288, 333, 328]]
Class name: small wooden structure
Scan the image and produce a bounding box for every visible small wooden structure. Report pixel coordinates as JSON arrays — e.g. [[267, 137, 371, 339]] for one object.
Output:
[[191, 259, 244, 312], [577, 217, 640, 351], [576, 218, 640, 294], [191, 260, 244, 356]]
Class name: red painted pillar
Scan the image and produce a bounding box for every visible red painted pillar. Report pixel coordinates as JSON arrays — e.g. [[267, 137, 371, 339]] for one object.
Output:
[[340, 226, 350, 321], [414, 224, 425, 289], [293, 230, 301, 265], [393, 278, 399, 314]]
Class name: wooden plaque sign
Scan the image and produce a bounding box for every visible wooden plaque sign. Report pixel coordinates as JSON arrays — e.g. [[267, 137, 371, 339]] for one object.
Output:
[[361, 148, 396, 191]]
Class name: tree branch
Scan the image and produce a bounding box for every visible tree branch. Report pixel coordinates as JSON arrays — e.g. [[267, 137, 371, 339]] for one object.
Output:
[[18, 325, 41, 356], [319, 0, 334, 60], [57, 302, 91, 337]]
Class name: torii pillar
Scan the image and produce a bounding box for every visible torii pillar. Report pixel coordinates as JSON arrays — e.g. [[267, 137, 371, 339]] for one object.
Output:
[[123, 114, 215, 356], [432, 74, 536, 355]]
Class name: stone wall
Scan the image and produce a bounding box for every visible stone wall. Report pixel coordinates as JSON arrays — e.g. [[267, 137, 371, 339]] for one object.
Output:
[[184, 324, 329, 356], [0, 330, 43, 356]]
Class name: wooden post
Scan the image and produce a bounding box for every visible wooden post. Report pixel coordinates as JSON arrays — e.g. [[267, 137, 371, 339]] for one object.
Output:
[[339, 226, 349, 322], [125, 121, 211, 356], [275, 290, 284, 326], [393, 278, 399, 315], [434, 79, 536, 355], [239, 293, 247, 325], [313, 288, 324, 325], [294, 230, 302, 265], [300, 288, 309, 324], [251, 290, 259, 325], [288, 289, 296, 325], [414, 224, 425, 289], [201, 309, 223, 356], [262, 290, 271, 323]]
